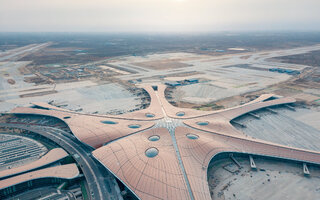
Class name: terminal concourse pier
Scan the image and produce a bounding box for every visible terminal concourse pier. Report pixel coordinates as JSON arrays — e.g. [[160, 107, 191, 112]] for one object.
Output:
[[8, 84, 320, 200]]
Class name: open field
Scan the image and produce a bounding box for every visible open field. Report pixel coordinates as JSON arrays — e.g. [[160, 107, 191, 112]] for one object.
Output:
[[165, 49, 320, 109], [0, 80, 141, 114], [1, 32, 319, 64], [0, 43, 143, 114], [171, 69, 289, 104], [272, 50, 320, 67], [1, 39, 320, 115], [132, 59, 191, 70]]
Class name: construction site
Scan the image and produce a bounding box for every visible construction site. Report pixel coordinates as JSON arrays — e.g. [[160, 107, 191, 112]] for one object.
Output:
[[0, 34, 320, 200]]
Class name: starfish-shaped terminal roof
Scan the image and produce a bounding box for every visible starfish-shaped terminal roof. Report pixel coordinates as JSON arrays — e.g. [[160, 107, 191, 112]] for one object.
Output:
[[11, 84, 320, 200]]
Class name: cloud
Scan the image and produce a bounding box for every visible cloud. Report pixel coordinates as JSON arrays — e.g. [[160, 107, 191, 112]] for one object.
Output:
[[0, 0, 319, 32]]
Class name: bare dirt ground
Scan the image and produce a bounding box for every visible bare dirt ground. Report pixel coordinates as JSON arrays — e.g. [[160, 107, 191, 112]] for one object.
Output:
[[0, 79, 141, 114], [18, 47, 109, 65], [272, 50, 320, 67], [132, 59, 192, 70], [171, 66, 319, 111], [239, 51, 320, 107], [168, 49, 320, 112]]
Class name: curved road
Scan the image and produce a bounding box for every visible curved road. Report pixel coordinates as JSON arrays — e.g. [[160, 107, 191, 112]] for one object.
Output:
[[0, 123, 121, 200]]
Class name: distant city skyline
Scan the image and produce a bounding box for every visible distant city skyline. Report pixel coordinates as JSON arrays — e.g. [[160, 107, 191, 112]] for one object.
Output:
[[1, 0, 320, 32]]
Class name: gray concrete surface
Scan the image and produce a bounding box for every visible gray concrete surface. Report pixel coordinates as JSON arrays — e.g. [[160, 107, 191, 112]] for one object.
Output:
[[233, 108, 320, 151], [0, 133, 47, 170], [208, 156, 320, 200]]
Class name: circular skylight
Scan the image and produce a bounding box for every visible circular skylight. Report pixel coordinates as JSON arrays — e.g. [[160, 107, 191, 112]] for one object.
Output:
[[101, 120, 118, 125], [145, 113, 155, 118], [196, 121, 209, 126], [176, 111, 185, 116], [128, 124, 141, 129], [186, 133, 199, 140], [148, 135, 160, 141], [145, 147, 159, 158]]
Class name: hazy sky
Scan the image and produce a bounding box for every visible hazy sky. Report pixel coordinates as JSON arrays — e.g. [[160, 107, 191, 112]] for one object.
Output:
[[1, 0, 320, 32]]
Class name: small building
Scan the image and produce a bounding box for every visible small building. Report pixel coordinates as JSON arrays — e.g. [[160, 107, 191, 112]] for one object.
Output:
[[152, 86, 158, 91], [268, 68, 301, 75], [185, 78, 199, 84], [128, 80, 137, 84], [290, 70, 300, 75], [268, 68, 277, 72], [165, 81, 181, 87]]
